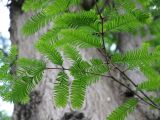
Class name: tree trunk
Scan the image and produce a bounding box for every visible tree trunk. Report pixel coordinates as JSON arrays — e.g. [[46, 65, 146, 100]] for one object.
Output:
[[10, 0, 159, 120]]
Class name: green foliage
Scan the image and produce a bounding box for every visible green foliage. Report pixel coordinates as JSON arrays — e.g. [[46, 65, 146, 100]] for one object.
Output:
[[22, 0, 69, 35], [104, 0, 151, 33], [0, 65, 13, 101], [70, 59, 108, 85], [71, 77, 87, 109], [111, 44, 160, 69], [0, 111, 11, 120], [9, 58, 46, 103], [4, 45, 17, 64], [112, 44, 160, 92], [0, 46, 18, 101], [138, 66, 160, 91], [54, 72, 69, 107], [104, 13, 150, 32], [11, 77, 32, 103], [70, 59, 108, 108], [0, 50, 3, 58], [104, 14, 141, 32], [107, 98, 138, 120], [54, 10, 98, 29], [130, 10, 151, 24], [37, 29, 58, 43], [139, 76, 160, 91], [70, 0, 81, 5], [43, 0, 69, 16], [150, 0, 160, 8], [36, 40, 63, 65], [2, 0, 160, 119], [61, 44, 82, 62], [17, 58, 46, 81], [22, 12, 51, 36], [22, 0, 51, 12], [149, 97, 160, 108], [55, 28, 102, 48]]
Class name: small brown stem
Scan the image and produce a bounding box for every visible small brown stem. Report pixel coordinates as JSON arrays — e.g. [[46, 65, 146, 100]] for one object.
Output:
[[45, 66, 160, 109], [46, 67, 69, 71], [94, 0, 159, 109]]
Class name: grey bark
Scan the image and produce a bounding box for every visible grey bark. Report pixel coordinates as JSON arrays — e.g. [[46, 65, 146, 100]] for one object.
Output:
[[10, 0, 160, 120]]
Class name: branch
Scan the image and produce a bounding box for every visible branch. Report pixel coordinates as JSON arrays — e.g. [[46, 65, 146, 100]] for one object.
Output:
[[45, 67, 160, 109], [95, 1, 111, 64], [98, 48, 160, 109], [110, 76, 160, 110], [94, 0, 160, 109], [113, 65, 158, 107], [95, 2, 105, 50], [46, 67, 69, 71]]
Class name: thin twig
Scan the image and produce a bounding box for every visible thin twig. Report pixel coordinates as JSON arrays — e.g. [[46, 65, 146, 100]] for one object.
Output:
[[95, 3, 106, 51], [46, 67, 69, 71], [114, 65, 158, 107], [95, 1, 110, 64], [94, 1, 159, 109], [99, 49, 160, 108], [110, 76, 160, 110], [45, 67, 160, 109]]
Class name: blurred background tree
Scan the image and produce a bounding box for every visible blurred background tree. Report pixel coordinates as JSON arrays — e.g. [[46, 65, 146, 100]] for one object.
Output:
[[0, 110, 11, 120], [4, 0, 160, 120]]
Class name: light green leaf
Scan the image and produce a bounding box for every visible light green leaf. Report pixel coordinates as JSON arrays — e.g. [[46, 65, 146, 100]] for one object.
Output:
[[54, 72, 69, 107]]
